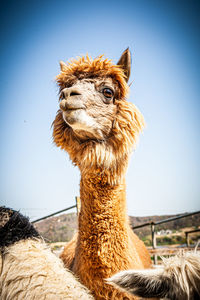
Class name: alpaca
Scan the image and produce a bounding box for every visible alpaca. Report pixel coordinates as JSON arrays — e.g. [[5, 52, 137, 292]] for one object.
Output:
[[52, 48, 152, 299], [107, 251, 200, 300], [0, 206, 93, 300]]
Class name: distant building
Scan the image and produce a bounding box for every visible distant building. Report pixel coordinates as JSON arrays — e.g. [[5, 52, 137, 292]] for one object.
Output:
[[157, 229, 172, 236]]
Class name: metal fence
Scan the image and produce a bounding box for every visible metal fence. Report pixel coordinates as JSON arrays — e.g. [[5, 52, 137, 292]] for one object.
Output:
[[32, 205, 77, 224], [132, 210, 200, 249], [185, 228, 200, 247]]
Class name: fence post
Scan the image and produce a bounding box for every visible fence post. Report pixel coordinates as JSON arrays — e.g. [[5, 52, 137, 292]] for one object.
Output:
[[186, 232, 190, 247], [75, 196, 81, 215], [151, 223, 157, 265], [151, 223, 157, 249]]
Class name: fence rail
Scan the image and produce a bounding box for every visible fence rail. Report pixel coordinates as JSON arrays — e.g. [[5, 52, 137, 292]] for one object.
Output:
[[132, 210, 200, 230], [132, 210, 200, 251], [185, 229, 200, 247], [32, 205, 77, 224]]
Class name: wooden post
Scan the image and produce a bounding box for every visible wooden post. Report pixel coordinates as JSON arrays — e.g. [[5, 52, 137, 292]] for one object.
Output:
[[186, 232, 190, 247], [75, 196, 81, 215], [151, 223, 157, 249], [151, 223, 157, 265], [153, 255, 158, 265]]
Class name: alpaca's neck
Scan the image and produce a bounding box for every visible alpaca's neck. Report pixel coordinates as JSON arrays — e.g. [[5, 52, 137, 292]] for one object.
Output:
[[73, 168, 132, 276], [79, 170, 128, 225]]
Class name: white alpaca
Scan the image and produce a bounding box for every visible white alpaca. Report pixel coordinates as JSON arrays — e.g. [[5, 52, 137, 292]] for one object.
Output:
[[0, 207, 93, 300], [107, 251, 200, 300]]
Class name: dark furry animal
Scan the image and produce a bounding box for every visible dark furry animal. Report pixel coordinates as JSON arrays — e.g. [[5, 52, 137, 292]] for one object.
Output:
[[0, 206, 39, 249]]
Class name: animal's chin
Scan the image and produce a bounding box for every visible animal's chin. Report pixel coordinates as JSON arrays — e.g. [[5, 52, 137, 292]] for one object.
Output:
[[62, 109, 83, 126], [62, 110, 105, 141]]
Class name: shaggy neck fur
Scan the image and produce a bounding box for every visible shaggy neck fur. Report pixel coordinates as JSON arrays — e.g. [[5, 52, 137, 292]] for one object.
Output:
[[71, 165, 151, 300], [75, 173, 140, 264]]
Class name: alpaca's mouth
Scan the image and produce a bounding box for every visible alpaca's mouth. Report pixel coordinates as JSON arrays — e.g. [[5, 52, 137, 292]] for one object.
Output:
[[66, 107, 85, 111], [59, 99, 86, 112]]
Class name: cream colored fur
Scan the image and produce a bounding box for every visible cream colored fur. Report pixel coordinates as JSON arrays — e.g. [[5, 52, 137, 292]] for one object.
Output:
[[107, 251, 200, 299], [0, 239, 93, 300], [161, 251, 200, 298]]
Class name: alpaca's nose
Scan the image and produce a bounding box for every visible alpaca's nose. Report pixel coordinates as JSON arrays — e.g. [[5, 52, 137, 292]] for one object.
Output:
[[59, 87, 83, 111], [61, 87, 81, 99]]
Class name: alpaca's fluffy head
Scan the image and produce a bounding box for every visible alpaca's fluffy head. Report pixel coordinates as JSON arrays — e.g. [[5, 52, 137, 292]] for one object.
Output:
[[0, 206, 40, 249], [53, 49, 145, 178], [107, 251, 200, 300]]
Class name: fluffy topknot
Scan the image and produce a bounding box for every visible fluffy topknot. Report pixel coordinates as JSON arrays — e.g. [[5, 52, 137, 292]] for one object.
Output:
[[56, 55, 129, 100]]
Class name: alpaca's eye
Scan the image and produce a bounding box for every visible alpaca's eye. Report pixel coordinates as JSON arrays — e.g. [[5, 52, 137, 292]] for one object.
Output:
[[102, 88, 114, 100]]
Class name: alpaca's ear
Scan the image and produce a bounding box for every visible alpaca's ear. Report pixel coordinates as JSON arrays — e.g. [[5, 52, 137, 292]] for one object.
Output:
[[107, 268, 171, 298], [117, 48, 131, 82], [59, 60, 67, 71]]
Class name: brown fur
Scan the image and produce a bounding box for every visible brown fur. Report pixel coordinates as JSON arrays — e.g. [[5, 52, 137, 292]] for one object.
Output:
[[56, 55, 128, 99], [53, 52, 151, 299]]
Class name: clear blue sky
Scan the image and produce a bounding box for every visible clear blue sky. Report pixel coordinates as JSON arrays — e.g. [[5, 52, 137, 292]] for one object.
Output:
[[0, 0, 199, 220]]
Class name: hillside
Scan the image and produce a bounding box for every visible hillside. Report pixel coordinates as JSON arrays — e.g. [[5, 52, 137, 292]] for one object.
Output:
[[34, 211, 200, 243], [34, 213, 77, 243]]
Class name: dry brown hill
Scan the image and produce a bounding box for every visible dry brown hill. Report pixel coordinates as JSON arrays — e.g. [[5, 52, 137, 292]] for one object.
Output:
[[34, 212, 77, 243]]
